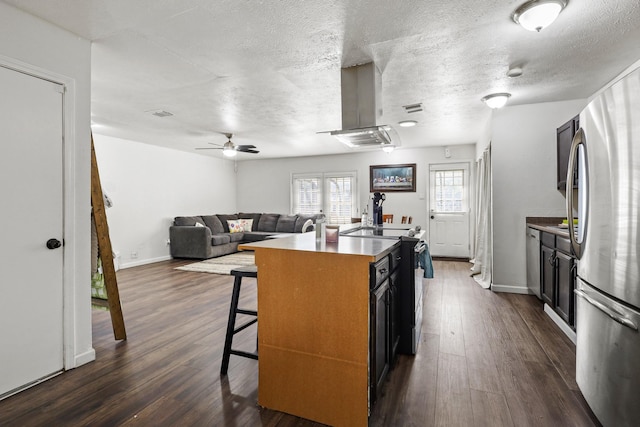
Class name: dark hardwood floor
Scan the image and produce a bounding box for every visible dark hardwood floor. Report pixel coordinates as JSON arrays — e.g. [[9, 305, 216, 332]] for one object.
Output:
[[0, 260, 600, 426]]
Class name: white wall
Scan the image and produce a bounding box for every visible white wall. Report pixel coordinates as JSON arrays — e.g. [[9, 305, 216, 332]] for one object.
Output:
[[491, 99, 587, 293], [93, 135, 238, 268], [0, 3, 92, 367], [237, 144, 477, 242]]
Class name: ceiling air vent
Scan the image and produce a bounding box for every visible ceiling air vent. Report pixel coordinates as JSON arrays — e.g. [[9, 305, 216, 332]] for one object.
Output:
[[149, 110, 174, 118], [402, 103, 423, 113]]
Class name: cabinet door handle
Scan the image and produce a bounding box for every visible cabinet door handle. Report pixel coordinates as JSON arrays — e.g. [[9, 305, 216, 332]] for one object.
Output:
[[547, 255, 556, 266], [379, 268, 388, 275]]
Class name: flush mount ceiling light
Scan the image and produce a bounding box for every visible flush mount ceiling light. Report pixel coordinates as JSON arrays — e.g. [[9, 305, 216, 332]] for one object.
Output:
[[398, 120, 417, 127], [506, 67, 524, 78], [481, 93, 512, 109], [382, 144, 395, 153], [512, 0, 567, 32]]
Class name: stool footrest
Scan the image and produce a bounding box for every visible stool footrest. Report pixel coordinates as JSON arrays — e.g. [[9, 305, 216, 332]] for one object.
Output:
[[234, 318, 257, 334], [230, 349, 258, 360], [236, 308, 257, 316]]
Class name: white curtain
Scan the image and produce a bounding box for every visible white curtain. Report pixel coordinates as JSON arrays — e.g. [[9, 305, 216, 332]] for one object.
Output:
[[470, 145, 492, 289]]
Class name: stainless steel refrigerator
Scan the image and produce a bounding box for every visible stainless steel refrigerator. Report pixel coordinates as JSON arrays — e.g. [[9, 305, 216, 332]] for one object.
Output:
[[566, 66, 640, 426]]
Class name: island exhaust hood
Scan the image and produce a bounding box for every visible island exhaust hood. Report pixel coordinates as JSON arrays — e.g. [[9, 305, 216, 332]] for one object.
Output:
[[328, 62, 395, 149]]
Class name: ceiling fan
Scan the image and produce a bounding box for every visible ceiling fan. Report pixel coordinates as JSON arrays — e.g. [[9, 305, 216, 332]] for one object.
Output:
[[196, 133, 259, 157]]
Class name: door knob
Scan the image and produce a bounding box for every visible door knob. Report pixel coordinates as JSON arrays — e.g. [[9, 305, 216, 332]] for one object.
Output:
[[430, 215, 435, 219], [46, 238, 62, 250]]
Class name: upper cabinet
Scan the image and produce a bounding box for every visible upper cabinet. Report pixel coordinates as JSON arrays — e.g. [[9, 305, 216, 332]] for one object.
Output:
[[557, 115, 580, 191]]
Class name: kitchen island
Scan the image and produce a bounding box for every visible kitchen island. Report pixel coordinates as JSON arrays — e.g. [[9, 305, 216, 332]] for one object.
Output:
[[239, 231, 400, 427]]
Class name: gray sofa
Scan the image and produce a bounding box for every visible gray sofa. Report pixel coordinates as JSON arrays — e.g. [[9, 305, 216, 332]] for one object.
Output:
[[170, 213, 316, 259]]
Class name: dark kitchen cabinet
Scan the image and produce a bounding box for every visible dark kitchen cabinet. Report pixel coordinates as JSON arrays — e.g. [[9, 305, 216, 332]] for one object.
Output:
[[388, 245, 401, 363], [539, 231, 576, 328], [557, 115, 580, 191], [555, 250, 575, 325], [388, 269, 400, 364], [541, 244, 555, 306], [370, 278, 390, 405], [370, 256, 391, 405], [369, 240, 419, 405]]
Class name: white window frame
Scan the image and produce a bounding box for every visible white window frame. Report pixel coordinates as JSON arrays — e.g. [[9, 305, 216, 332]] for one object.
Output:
[[291, 171, 358, 224], [429, 163, 470, 214], [291, 172, 322, 216]]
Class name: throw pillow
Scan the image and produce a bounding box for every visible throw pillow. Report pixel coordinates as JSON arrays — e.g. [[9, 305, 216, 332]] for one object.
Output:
[[301, 218, 314, 233], [239, 218, 253, 232], [227, 219, 244, 234], [217, 214, 239, 232], [294, 215, 315, 232], [238, 213, 262, 230]]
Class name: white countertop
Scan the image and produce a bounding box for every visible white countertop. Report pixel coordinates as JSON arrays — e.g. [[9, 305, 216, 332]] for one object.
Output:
[[239, 230, 399, 259]]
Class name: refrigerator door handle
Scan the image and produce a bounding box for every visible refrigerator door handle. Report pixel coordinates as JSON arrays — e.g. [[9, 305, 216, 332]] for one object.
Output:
[[567, 128, 586, 259], [575, 289, 638, 331]]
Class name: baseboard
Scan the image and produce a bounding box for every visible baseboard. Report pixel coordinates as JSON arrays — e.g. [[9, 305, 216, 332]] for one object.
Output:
[[491, 283, 531, 294], [120, 255, 172, 269], [73, 348, 96, 368], [544, 303, 576, 344], [432, 256, 470, 262]]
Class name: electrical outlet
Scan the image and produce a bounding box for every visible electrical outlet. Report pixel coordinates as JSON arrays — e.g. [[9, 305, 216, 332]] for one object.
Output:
[[166, 239, 171, 246], [130, 251, 138, 259]]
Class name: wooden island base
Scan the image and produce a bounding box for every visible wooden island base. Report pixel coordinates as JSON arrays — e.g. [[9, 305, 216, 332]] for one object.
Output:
[[240, 233, 398, 427]]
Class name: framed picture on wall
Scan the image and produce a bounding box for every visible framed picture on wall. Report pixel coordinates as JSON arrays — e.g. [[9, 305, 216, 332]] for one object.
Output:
[[369, 163, 416, 192]]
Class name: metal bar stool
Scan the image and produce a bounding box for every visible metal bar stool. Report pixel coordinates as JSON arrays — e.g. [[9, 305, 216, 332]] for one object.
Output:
[[220, 264, 258, 375]]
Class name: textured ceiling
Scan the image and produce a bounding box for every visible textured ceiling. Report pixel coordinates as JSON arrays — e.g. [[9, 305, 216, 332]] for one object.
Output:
[[5, 0, 640, 159]]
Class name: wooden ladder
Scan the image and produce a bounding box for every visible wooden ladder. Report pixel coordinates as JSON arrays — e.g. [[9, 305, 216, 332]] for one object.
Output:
[[91, 135, 126, 340]]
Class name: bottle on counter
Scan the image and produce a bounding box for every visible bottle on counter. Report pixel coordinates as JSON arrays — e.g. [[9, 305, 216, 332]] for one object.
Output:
[[361, 205, 368, 226], [315, 210, 325, 240]]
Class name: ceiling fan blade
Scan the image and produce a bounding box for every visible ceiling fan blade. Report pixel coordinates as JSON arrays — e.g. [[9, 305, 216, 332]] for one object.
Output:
[[195, 147, 223, 150], [240, 149, 260, 154], [236, 146, 258, 152]]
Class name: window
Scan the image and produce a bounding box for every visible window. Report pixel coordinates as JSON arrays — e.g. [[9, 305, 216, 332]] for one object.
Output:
[[292, 174, 322, 215], [430, 164, 469, 213], [292, 171, 357, 223]]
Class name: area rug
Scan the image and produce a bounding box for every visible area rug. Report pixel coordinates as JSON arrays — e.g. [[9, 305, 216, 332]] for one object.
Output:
[[174, 251, 255, 275]]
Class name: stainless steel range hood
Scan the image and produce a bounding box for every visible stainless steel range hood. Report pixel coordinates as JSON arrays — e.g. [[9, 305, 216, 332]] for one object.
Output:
[[329, 62, 395, 148]]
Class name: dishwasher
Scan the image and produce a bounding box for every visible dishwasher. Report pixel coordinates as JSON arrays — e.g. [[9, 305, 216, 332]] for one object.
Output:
[[526, 227, 541, 299]]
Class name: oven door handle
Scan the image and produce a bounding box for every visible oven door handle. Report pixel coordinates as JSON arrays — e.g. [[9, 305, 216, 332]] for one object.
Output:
[[414, 241, 427, 254]]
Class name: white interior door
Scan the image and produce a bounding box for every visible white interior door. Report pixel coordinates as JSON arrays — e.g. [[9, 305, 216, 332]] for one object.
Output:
[[0, 66, 64, 398], [429, 163, 470, 258]]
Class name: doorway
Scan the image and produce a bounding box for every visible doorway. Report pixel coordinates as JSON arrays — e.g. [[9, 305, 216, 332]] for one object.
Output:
[[0, 65, 64, 398], [428, 163, 471, 258]]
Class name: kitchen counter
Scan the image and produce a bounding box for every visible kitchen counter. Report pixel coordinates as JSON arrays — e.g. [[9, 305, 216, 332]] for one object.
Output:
[[238, 231, 401, 427], [239, 228, 398, 260], [526, 217, 572, 238]]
